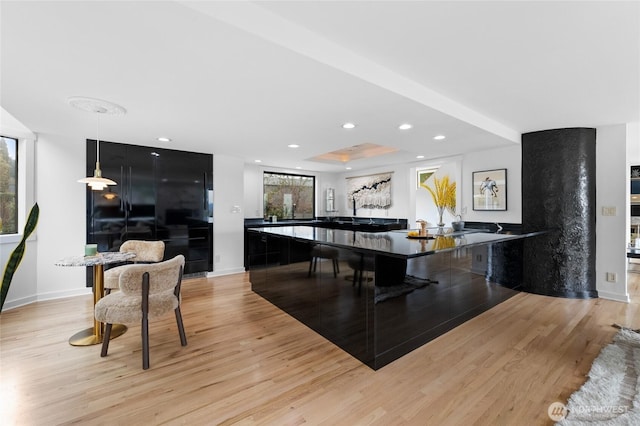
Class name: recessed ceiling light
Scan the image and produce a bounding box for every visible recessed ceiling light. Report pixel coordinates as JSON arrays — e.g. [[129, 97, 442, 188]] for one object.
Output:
[[346, 166, 352, 170], [416, 155, 425, 159], [342, 122, 356, 129], [157, 137, 171, 143], [254, 159, 262, 163], [398, 123, 413, 130], [295, 166, 302, 169], [288, 144, 300, 148], [434, 135, 446, 140]]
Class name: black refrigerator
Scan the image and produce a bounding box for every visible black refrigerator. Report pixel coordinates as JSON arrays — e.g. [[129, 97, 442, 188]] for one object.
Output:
[[85, 140, 213, 282]]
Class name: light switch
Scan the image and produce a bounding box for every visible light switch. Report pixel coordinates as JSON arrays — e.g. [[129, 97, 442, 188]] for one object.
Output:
[[602, 206, 616, 216]]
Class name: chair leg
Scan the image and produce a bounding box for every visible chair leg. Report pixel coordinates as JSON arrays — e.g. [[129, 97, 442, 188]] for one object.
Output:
[[142, 272, 150, 370], [308, 257, 313, 277], [332, 259, 337, 278], [336, 259, 340, 274], [175, 307, 188, 346], [142, 315, 149, 370], [101, 323, 112, 357]]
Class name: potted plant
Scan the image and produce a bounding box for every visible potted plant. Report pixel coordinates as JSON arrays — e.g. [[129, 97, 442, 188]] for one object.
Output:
[[421, 175, 456, 228], [1, 203, 39, 312]]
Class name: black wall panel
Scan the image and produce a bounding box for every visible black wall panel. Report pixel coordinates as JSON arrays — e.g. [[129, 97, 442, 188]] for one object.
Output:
[[85, 140, 212, 283]]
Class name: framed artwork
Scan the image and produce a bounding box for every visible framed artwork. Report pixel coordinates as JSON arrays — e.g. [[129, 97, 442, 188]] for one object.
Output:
[[346, 172, 392, 210], [416, 168, 437, 189], [472, 168, 507, 211]]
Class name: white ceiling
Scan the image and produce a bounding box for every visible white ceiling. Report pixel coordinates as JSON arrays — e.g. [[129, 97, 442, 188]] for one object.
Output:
[[1, 1, 638, 173]]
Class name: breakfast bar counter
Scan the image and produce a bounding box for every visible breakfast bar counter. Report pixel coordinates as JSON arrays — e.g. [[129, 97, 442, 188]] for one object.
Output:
[[247, 226, 544, 369]]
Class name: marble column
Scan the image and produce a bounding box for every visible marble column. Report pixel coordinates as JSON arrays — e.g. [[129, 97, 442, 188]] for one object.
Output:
[[521, 128, 597, 298]]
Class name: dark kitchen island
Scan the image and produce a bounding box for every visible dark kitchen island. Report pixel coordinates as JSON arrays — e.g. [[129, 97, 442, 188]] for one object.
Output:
[[247, 226, 544, 369]]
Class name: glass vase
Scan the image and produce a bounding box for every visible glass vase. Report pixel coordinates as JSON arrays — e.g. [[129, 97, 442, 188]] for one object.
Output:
[[437, 206, 445, 227]]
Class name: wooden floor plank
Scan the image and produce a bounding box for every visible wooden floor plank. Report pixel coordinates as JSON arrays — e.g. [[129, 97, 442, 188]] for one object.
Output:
[[1, 271, 638, 425]]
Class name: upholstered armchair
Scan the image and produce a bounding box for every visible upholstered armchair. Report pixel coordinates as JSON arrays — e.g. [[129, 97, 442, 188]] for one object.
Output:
[[95, 254, 187, 369], [104, 240, 165, 295]]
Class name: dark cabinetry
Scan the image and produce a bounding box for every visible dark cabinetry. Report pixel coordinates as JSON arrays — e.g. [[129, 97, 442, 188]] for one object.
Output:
[[86, 140, 212, 276], [248, 228, 521, 369]]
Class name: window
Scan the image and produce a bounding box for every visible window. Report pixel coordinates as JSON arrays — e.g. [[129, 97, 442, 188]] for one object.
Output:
[[0, 136, 18, 234], [263, 172, 315, 220]]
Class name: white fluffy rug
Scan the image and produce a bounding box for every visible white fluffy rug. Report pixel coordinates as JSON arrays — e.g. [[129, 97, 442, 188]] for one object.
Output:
[[557, 329, 640, 425]]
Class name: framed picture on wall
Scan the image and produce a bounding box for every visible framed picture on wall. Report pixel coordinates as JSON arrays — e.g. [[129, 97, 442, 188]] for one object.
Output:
[[416, 168, 438, 189], [472, 168, 507, 211]]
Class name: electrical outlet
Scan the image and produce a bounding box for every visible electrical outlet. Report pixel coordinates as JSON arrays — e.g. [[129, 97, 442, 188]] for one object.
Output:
[[475, 255, 482, 262], [215, 255, 221, 263], [606, 272, 617, 282], [602, 206, 616, 216]]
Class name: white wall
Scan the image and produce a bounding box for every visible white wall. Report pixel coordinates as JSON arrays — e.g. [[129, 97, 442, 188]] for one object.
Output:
[[0, 109, 39, 310], [462, 145, 522, 224], [318, 173, 341, 217], [243, 145, 520, 230], [34, 133, 91, 302], [596, 124, 630, 302], [337, 164, 410, 220], [243, 164, 263, 218], [243, 163, 339, 219], [330, 144, 521, 228], [211, 154, 245, 276], [413, 157, 462, 227]]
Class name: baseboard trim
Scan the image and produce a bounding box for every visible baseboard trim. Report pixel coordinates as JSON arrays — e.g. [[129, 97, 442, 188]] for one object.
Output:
[[2, 288, 91, 311], [597, 290, 630, 303], [207, 267, 246, 278]]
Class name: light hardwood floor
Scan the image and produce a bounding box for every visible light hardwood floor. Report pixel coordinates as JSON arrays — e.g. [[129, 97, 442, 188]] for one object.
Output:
[[2, 269, 639, 425]]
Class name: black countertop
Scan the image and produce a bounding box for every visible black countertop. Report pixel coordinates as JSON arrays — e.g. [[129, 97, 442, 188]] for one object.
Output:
[[248, 225, 547, 259], [245, 217, 406, 230]]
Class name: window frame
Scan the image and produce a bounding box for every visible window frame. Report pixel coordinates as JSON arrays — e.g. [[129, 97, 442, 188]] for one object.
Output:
[[0, 130, 36, 244], [1, 136, 19, 236], [263, 171, 316, 220]]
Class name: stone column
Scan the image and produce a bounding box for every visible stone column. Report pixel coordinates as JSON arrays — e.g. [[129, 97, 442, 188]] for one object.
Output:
[[521, 128, 597, 298]]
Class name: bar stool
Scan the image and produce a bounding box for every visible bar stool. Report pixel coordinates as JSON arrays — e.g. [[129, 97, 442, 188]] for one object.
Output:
[[308, 245, 340, 278], [347, 253, 375, 294]]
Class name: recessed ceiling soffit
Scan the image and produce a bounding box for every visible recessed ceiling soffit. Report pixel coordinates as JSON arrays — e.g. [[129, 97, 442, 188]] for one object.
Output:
[[308, 143, 399, 164]]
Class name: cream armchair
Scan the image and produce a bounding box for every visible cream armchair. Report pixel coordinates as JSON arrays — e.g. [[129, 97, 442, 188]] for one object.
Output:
[[104, 240, 165, 295], [95, 255, 187, 369]]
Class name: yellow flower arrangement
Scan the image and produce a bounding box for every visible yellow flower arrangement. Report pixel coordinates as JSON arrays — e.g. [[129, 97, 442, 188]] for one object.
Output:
[[421, 175, 456, 226], [433, 235, 456, 250]]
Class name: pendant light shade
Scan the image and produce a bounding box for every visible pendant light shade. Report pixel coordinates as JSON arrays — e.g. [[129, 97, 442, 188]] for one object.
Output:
[[77, 164, 117, 190], [68, 97, 126, 191], [77, 136, 117, 190]]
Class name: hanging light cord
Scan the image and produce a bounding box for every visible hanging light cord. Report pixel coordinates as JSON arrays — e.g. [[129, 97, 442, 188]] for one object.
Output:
[[95, 108, 101, 165]]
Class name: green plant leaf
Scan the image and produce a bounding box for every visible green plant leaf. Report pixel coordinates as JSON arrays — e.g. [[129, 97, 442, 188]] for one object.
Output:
[[1, 203, 39, 312]]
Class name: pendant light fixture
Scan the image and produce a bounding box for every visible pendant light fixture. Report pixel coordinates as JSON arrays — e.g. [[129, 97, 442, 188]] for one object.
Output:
[[68, 96, 126, 191]]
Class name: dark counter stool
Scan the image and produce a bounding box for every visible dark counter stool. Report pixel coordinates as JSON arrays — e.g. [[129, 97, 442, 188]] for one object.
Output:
[[347, 254, 375, 294], [308, 245, 340, 278]]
